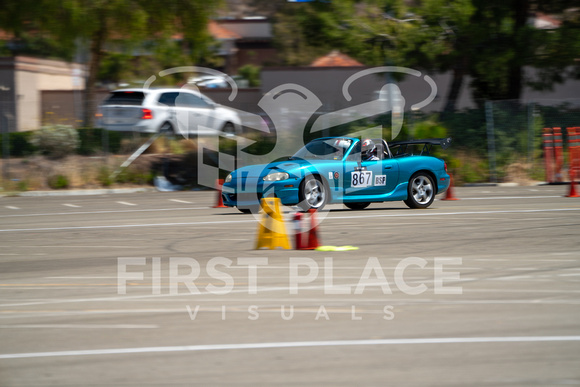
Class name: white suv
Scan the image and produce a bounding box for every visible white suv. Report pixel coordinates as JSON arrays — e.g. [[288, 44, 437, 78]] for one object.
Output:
[[99, 88, 242, 135]]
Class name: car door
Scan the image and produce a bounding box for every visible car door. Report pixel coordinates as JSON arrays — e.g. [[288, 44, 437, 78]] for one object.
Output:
[[343, 141, 399, 197], [157, 92, 182, 132], [175, 92, 213, 133]]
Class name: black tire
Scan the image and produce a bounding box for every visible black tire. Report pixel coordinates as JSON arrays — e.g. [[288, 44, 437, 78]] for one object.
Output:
[[159, 121, 174, 135], [345, 202, 370, 210], [237, 207, 252, 214], [222, 122, 235, 134], [404, 172, 435, 209], [297, 175, 327, 211]]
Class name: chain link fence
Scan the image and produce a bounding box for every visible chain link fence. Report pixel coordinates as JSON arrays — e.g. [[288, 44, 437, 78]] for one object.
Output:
[[436, 99, 580, 185], [2, 98, 580, 191]]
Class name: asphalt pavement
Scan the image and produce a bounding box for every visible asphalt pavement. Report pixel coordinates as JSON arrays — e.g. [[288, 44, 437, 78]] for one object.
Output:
[[0, 185, 579, 386]]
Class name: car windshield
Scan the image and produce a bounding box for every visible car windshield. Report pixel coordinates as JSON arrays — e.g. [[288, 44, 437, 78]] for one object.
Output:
[[291, 138, 352, 161], [102, 91, 145, 106]]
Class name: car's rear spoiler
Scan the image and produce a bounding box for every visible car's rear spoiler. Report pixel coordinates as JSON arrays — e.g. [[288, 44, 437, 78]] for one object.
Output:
[[388, 137, 452, 156]]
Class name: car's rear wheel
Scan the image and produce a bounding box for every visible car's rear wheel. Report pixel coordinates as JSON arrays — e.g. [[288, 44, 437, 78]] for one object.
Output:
[[404, 172, 435, 209], [298, 175, 327, 211], [345, 202, 370, 210]]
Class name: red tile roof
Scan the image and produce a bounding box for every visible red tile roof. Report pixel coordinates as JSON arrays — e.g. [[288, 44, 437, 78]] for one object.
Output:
[[310, 50, 363, 67], [209, 21, 241, 40]]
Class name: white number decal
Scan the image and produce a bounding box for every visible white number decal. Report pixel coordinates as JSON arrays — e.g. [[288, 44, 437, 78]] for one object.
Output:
[[375, 175, 386, 186], [351, 171, 373, 187]]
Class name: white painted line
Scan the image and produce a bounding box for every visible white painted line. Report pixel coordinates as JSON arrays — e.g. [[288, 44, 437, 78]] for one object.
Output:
[[169, 199, 193, 204], [3, 277, 580, 309], [458, 196, 561, 200], [116, 201, 137, 206], [0, 207, 208, 219], [45, 276, 118, 279], [62, 203, 81, 208], [329, 208, 580, 221], [0, 324, 158, 329], [0, 336, 578, 359], [5, 206, 19, 210], [0, 207, 578, 233]]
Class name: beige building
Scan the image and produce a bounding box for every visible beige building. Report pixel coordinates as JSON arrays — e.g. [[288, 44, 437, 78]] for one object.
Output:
[[0, 56, 85, 132]]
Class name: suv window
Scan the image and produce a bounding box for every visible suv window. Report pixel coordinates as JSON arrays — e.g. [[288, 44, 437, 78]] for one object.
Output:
[[176, 92, 211, 108], [158, 92, 178, 107], [158, 92, 211, 108], [103, 91, 145, 106]]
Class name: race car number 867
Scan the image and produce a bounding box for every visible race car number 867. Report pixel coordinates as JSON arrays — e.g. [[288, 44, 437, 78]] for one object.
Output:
[[351, 171, 373, 188]]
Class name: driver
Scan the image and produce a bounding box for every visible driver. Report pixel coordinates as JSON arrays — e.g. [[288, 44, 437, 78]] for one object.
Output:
[[361, 139, 379, 161]]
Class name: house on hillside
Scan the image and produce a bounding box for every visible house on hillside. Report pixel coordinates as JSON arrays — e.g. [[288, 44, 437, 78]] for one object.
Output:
[[310, 50, 364, 68], [210, 18, 278, 74]]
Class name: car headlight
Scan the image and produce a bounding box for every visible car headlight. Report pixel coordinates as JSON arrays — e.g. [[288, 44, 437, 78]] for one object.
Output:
[[263, 172, 290, 181], [225, 173, 232, 183]]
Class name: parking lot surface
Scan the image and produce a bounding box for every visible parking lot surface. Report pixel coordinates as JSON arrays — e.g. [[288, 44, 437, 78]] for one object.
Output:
[[1, 185, 579, 386]]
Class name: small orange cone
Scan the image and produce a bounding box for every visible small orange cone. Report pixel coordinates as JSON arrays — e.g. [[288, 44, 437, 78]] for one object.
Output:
[[566, 170, 580, 198], [302, 209, 320, 250], [442, 174, 459, 201], [213, 179, 227, 208]]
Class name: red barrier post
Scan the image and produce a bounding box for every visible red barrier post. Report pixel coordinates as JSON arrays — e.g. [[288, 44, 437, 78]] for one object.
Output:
[[553, 127, 564, 182], [543, 128, 555, 183], [568, 127, 580, 182]]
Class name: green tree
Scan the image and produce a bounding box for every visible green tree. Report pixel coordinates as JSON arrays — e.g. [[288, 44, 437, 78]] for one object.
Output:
[[1, 0, 220, 127], [273, 1, 362, 66], [271, 0, 580, 112]]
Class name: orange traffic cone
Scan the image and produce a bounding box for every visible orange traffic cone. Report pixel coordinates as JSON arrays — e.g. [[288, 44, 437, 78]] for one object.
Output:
[[566, 171, 580, 198], [442, 174, 459, 201], [302, 209, 320, 250], [293, 212, 306, 250], [213, 179, 227, 208]]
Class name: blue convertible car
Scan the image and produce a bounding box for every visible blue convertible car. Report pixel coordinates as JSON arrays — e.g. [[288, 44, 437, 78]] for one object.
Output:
[[222, 137, 451, 213]]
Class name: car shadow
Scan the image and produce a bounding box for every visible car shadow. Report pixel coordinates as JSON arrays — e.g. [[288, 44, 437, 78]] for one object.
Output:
[[214, 205, 410, 215]]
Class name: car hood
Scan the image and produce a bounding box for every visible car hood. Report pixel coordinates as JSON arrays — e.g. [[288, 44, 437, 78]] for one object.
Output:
[[229, 159, 331, 180]]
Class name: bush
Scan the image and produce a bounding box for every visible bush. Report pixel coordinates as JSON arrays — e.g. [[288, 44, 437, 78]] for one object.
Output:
[[31, 125, 79, 159], [0, 132, 36, 157], [97, 166, 113, 187], [47, 174, 70, 189], [115, 168, 154, 185], [238, 64, 261, 87]]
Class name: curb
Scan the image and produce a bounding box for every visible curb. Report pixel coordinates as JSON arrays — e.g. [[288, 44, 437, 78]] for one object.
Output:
[[3, 187, 156, 197]]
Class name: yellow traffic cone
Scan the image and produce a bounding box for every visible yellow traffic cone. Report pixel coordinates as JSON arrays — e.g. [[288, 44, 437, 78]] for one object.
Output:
[[255, 198, 291, 250]]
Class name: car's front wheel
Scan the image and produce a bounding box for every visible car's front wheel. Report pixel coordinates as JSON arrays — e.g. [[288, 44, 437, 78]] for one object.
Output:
[[222, 122, 236, 134], [404, 172, 435, 209], [298, 175, 327, 211]]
